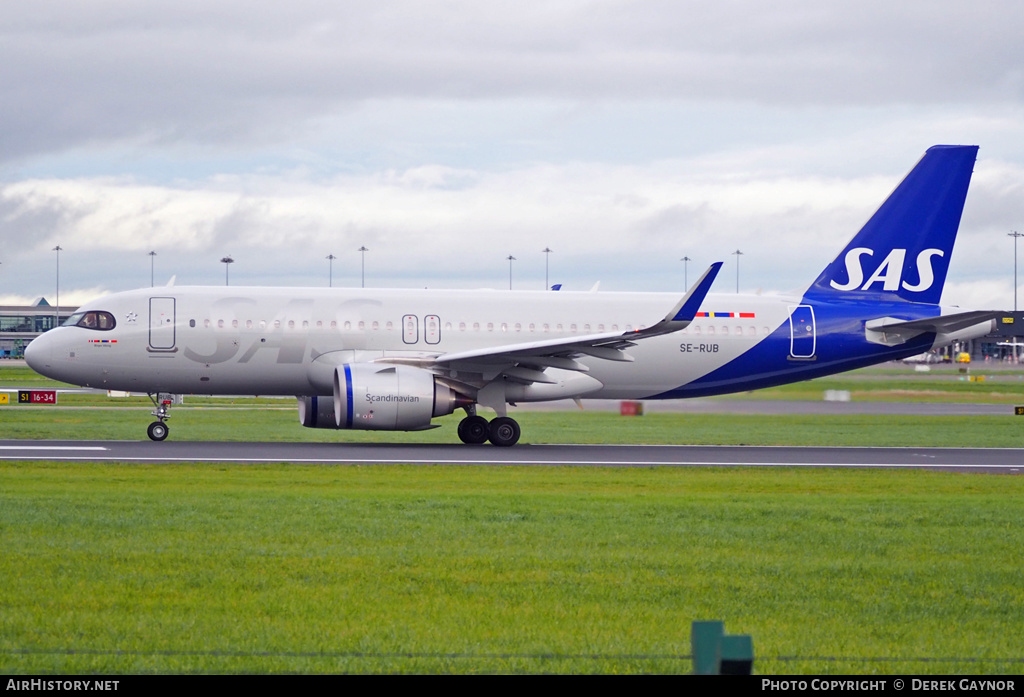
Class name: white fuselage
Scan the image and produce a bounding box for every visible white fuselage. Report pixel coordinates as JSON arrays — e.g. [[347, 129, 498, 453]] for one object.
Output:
[[26, 285, 798, 399]]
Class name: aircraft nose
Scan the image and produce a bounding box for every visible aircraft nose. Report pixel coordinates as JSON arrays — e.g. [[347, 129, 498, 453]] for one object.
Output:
[[23, 333, 51, 374]]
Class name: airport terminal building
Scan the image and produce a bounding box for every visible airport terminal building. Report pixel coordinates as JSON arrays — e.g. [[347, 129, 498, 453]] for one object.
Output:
[[0, 299, 75, 358], [978, 311, 1024, 361]]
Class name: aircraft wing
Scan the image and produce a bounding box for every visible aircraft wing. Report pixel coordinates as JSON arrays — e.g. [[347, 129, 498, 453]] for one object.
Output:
[[430, 263, 722, 385]]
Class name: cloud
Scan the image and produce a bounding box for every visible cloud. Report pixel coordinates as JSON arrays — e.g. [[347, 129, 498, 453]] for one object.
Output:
[[3, 1, 1023, 163], [2, 2, 1023, 312], [0, 156, 969, 294]]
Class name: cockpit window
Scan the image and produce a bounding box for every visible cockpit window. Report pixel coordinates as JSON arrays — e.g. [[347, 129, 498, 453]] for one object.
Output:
[[64, 311, 116, 331]]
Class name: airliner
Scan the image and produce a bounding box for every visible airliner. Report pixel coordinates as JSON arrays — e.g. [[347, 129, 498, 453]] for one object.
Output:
[[24, 145, 997, 446]]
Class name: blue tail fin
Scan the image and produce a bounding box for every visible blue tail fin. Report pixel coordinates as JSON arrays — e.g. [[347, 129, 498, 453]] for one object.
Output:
[[804, 145, 978, 305]]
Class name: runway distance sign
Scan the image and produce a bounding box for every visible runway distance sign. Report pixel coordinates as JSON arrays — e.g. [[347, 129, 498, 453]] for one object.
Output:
[[18, 390, 57, 404]]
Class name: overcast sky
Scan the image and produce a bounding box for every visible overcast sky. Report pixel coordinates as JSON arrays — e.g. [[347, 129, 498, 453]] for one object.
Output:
[[2, 1, 1023, 309]]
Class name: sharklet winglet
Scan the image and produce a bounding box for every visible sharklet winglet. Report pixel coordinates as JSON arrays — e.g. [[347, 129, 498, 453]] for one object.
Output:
[[627, 262, 723, 340]]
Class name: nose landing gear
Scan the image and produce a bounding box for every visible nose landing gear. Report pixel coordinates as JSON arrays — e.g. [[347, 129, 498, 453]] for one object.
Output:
[[146, 393, 173, 441]]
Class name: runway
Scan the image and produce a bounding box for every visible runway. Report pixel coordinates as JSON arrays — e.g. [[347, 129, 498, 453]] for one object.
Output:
[[0, 440, 1020, 473]]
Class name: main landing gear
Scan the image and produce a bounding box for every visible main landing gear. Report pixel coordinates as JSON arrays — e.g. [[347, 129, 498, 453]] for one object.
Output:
[[146, 393, 173, 441], [457, 412, 521, 447]]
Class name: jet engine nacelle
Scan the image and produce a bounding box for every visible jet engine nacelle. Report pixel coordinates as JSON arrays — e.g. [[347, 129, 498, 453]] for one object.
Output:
[[298, 364, 471, 431], [296, 394, 339, 429]]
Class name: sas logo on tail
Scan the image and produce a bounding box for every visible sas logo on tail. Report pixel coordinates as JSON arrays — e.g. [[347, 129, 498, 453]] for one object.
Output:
[[830, 248, 944, 292]]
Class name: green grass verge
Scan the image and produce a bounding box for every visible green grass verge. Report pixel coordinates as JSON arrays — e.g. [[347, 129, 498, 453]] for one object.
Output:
[[2, 407, 1023, 448], [2, 464, 1022, 674], [7, 361, 1021, 446], [6, 363, 1024, 405]]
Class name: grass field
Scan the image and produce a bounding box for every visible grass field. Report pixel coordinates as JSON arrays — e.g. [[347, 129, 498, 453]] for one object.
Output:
[[2, 464, 1022, 674], [4, 406, 1024, 448], [1, 362, 1023, 674], [3, 362, 1024, 447]]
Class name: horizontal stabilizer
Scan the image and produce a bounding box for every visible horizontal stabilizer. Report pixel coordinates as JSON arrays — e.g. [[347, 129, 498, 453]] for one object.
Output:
[[865, 310, 999, 346]]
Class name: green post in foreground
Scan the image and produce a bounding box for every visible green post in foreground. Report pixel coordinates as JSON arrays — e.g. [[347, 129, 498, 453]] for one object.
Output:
[[692, 620, 754, 675]]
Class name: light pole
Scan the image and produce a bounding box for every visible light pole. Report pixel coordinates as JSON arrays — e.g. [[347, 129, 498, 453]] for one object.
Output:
[[732, 249, 743, 293], [1010, 231, 1023, 312], [53, 245, 62, 327], [507, 255, 516, 290], [149, 250, 157, 287], [220, 256, 234, 286], [1010, 231, 1024, 364], [681, 256, 691, 288], [542, 247, 553, 290], [358, 246, 368, 288], [326, 254, 336, 287]]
